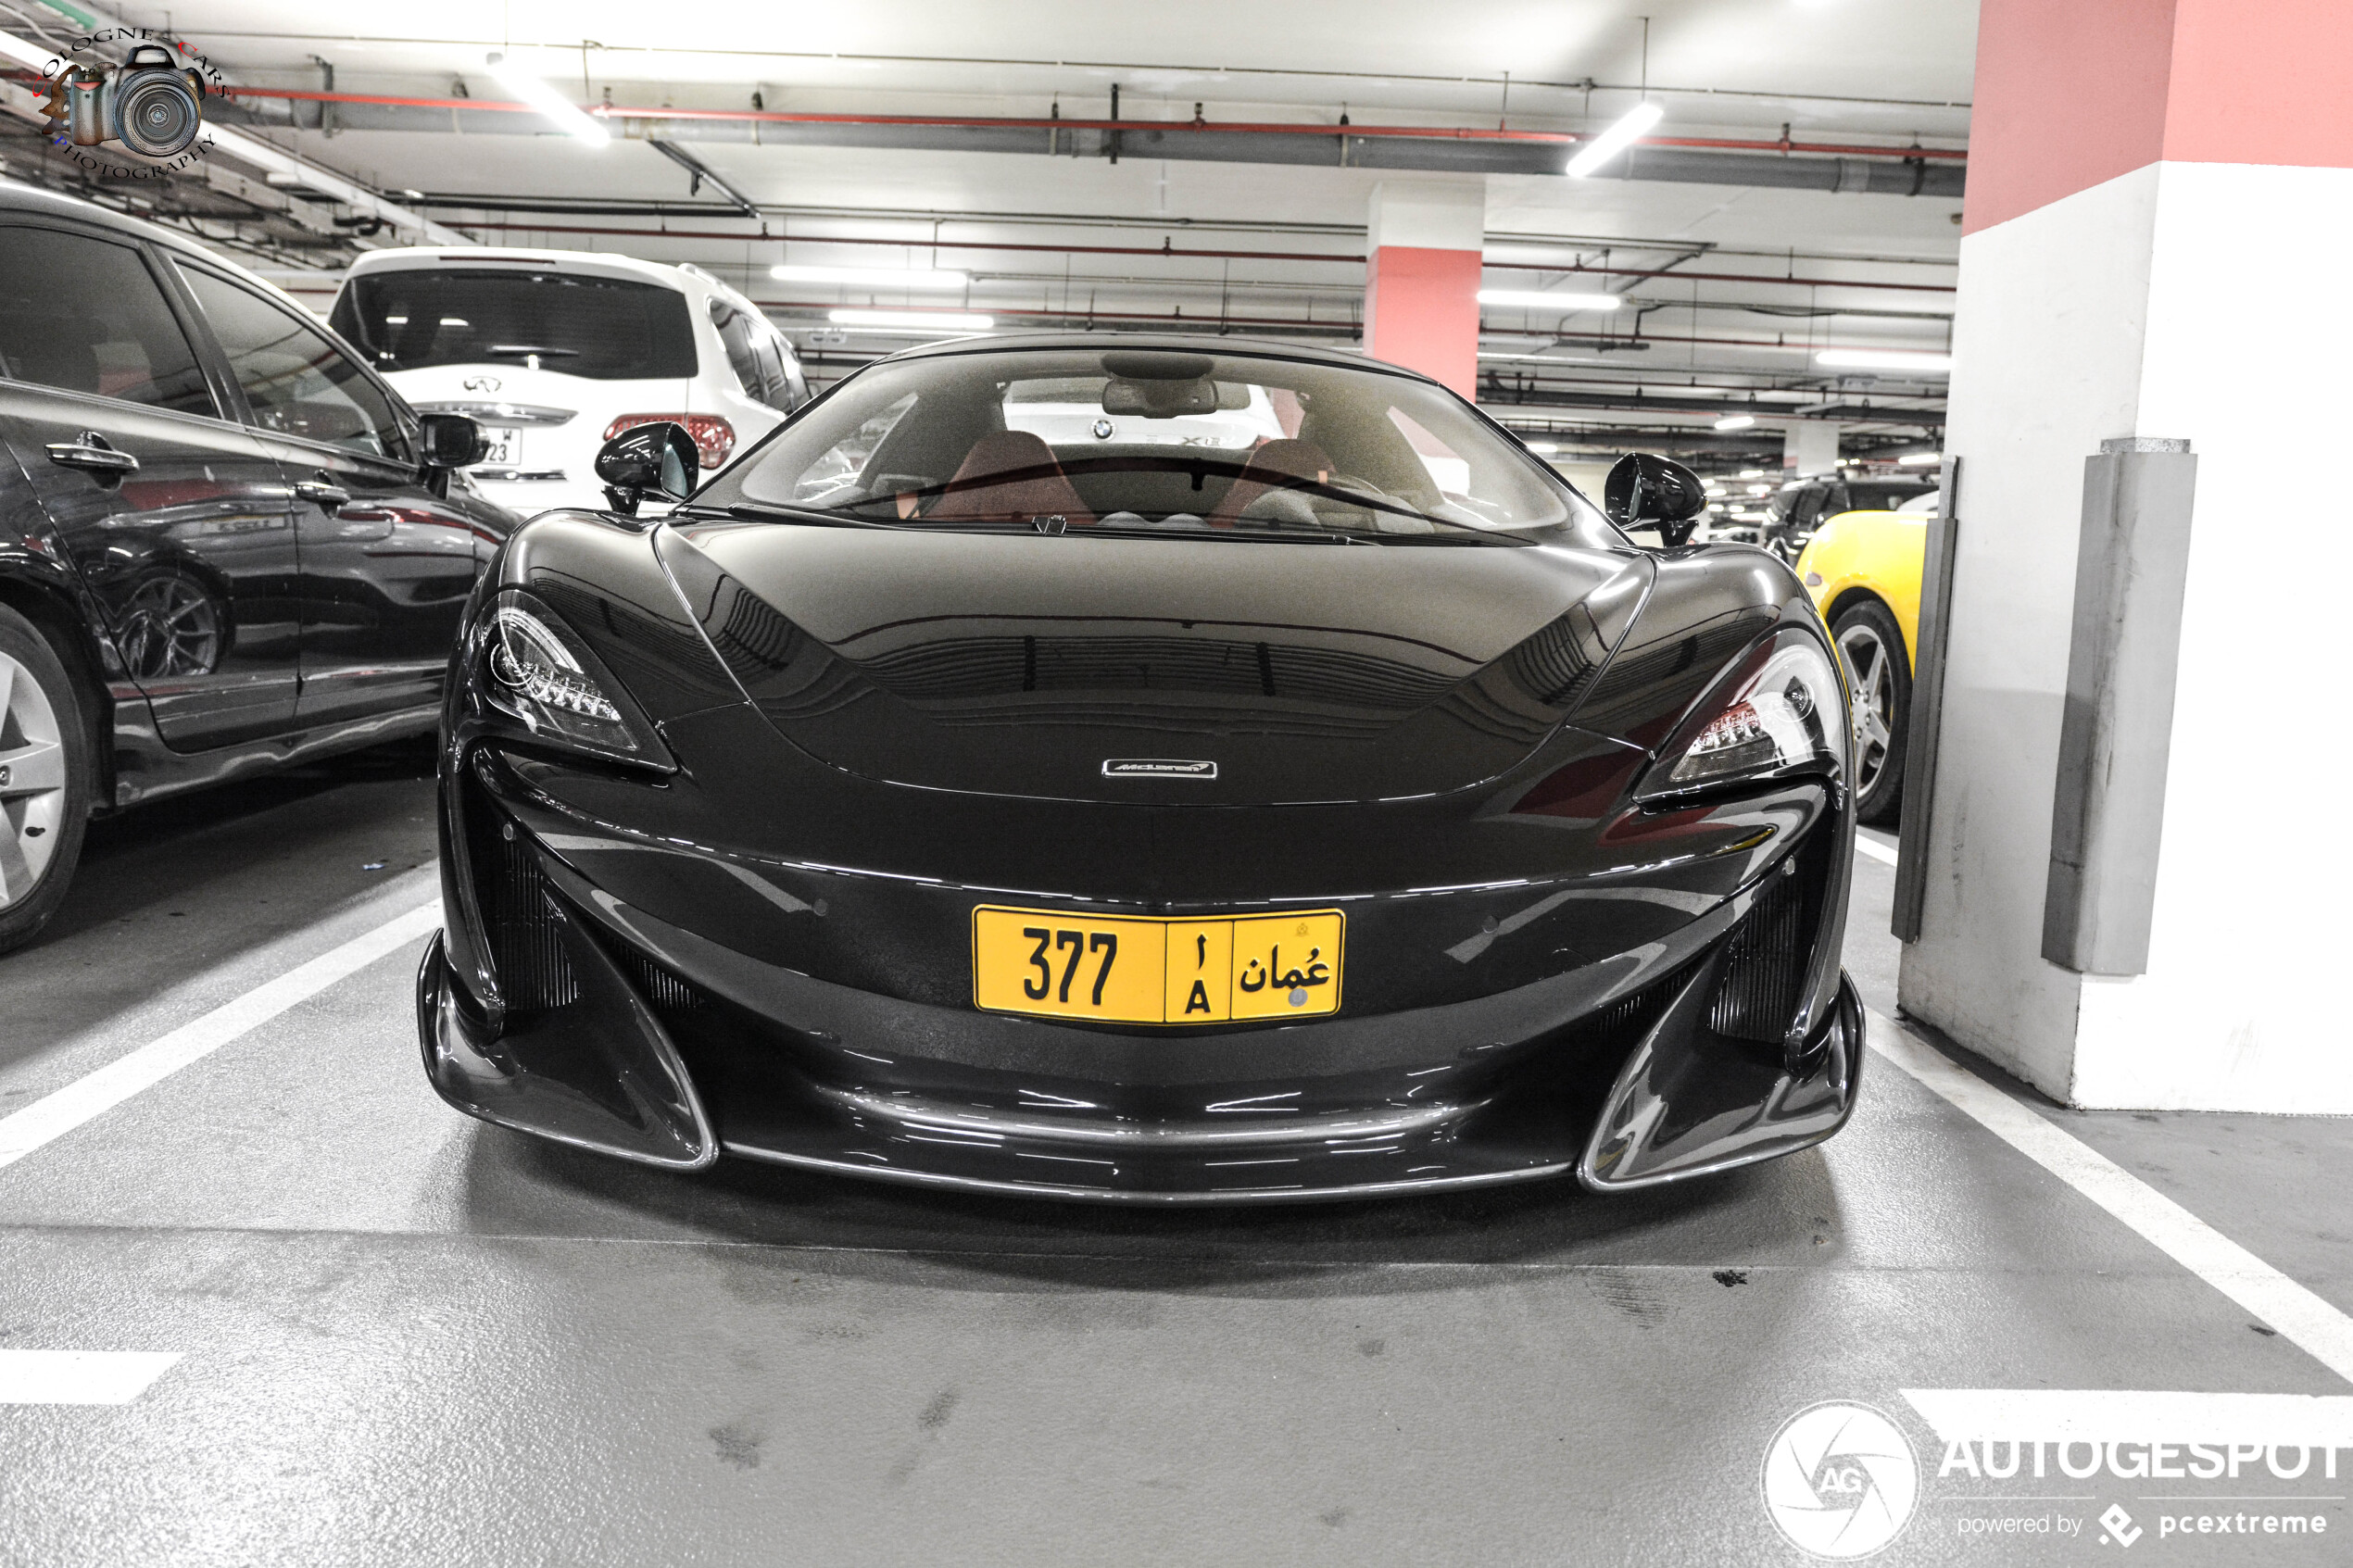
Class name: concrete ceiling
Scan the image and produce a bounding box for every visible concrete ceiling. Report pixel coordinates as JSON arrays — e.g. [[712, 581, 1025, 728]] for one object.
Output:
[[0, 0, 1980, 464]]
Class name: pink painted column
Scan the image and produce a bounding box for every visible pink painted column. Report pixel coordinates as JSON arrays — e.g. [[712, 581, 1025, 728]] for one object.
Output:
[[1900, 0, 2353, 1110], [1361, 180, 1484, 398]]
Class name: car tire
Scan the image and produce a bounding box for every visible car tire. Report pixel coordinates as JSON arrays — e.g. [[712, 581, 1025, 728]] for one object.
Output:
[[0, 603, 96, 955], [1831, 597, 1910, 827]]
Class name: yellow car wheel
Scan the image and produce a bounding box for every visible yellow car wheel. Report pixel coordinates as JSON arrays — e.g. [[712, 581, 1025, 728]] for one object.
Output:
[[1830, 597, 1911, 825]]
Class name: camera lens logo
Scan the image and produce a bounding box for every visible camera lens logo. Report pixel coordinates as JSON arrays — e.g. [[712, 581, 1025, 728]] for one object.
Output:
[[1761, 1402, 1919, 1559], [43, 37, 217, 164]]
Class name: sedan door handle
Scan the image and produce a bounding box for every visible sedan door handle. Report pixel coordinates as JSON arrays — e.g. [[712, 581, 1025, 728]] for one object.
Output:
[[295, 475, 351, 514], [45, 431, 139, 485]]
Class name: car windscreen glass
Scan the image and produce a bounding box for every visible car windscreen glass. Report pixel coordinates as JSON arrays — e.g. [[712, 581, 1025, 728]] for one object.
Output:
[[1846, 480, 1934, 510], [331, 270, 698, 380], [704, 346, 1617, 545]]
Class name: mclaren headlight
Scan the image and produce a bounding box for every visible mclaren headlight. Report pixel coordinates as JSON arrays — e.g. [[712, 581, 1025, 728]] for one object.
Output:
[[1640, 630, 1846, 799], [472, 588, 673, 770]]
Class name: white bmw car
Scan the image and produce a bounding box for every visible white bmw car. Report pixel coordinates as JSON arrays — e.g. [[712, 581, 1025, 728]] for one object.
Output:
[[329, 247, 808, 516]]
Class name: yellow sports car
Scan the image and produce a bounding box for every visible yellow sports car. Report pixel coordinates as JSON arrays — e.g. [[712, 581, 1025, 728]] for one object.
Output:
[[1793, 490, 1935, 823]]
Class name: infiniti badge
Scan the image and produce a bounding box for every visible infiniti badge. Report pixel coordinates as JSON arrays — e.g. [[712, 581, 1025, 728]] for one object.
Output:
[[1102, 759, 1217, 780]]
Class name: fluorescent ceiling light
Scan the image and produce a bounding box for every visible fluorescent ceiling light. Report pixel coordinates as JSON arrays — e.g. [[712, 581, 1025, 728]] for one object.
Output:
[[829, 309, 994, 332], [1738, 469, 1766, 479], [1747, 484, 1772, 495], [1478, 289, 1621, 312], [1898, 451, 1944, 465], [486, 53, 610, 146], [1816, 348, 1953, 371], [773, 264, 971, 291], [1713, 414, 1757, 432], [1567, 101, 1665, 178], [1523, 440, 1558, 455]]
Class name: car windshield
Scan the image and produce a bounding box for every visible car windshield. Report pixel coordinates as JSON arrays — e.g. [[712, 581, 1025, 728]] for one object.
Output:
[[697, 345, 1618, 545], [1847, 479, 1934, 510], [330, 269, 698, 381]]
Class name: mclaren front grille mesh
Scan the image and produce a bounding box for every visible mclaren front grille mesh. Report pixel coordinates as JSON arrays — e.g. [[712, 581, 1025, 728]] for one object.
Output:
[[1708, 864, 1810, 1043], [463, 771, 580, 1014]]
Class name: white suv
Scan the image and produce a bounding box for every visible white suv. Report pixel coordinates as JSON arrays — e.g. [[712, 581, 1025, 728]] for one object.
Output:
[[328, 248, 807, 515]]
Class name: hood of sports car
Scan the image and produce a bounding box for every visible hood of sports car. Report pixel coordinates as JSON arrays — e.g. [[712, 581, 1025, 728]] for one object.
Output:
[[656, 521, 1651, 806]]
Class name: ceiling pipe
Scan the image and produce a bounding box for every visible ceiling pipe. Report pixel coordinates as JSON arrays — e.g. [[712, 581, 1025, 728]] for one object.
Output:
[[428, 220, 1957, 295], [202, 87, 1965, 196], [215, 86, 1966, 161]]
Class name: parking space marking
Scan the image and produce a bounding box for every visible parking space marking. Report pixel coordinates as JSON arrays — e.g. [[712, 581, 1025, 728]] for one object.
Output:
[[0, 900, 441, 1172], [1867, 1009, 2353, 1386], [0, 1348, 181, 1405], [1855, 834, 1900, 866], [1902, 1388, 2353, 1447]]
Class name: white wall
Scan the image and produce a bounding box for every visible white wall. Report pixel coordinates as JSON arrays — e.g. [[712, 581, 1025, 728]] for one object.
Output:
[[1903, 160, 2353, 1111]]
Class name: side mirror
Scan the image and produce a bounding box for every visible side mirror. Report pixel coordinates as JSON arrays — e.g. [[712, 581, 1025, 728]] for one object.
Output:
[[1604, 452, 1708, 547], [595, 421, 699, 516], [417, 412, 489, 470]]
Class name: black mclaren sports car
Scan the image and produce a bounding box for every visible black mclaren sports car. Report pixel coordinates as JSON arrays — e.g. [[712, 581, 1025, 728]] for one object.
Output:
[[417, 334, 1862, 1202]]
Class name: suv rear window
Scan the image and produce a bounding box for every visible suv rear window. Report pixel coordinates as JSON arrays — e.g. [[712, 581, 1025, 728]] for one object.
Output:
[[331, 269, 697, 380]]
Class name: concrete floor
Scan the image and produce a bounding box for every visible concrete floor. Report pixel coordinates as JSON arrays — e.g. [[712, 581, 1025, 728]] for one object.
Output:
[[1, 741, 2347, 1565]]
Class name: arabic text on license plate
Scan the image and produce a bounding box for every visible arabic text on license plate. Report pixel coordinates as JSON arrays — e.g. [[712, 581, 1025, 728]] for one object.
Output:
[[971, 908, 1344, 1024]]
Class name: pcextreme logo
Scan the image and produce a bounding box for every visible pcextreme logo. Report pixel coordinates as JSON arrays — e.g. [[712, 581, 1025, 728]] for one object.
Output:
[[1762, 1401, 1922, 1559], [38, 28, 222, 176]]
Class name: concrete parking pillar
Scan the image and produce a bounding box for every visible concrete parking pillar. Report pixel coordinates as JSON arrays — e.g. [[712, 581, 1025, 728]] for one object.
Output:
[[1362, 180, 1484, 398], [1900, 0, 2353, 1110]]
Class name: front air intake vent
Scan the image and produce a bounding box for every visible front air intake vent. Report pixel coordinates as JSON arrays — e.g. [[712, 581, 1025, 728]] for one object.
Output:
[[1707, 861, 1810, 1043], [464, 773, 580, 1013]]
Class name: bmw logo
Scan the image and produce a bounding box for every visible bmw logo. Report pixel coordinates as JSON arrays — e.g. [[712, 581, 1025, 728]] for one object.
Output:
[[1091, 418, 1114, 440]]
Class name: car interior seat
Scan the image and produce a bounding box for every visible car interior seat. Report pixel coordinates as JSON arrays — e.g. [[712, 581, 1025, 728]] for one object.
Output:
[[1207, 438, 1335, 527], [925, 430, 1092, 523]]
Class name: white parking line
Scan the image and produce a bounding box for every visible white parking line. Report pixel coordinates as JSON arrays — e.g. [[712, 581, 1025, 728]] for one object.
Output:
[[0, 899, 441, 1173], [0, 1348, 181, 1405], [1867, 1009, 2353, 1386], [1855, 834, 1899, 866]]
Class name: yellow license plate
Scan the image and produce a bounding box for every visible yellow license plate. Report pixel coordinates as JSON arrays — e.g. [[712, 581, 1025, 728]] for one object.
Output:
[[972, 907, 1345, 1024]]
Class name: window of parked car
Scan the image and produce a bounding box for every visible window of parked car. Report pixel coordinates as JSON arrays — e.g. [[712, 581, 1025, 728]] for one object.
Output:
[[1845, 480, 1934, 510], [708, 297, 800, 411], [0, 225, 215, 417], [331, 269, 698, 381], [176, 264, 408, 460]]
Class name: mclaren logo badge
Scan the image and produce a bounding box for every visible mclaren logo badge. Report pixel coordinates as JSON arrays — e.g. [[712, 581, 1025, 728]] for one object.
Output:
[[1101, 759, 1217, 780]]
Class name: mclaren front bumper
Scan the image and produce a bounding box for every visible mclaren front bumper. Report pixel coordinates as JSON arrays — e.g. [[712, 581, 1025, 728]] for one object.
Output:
[[417, 734, 1863, 1204]]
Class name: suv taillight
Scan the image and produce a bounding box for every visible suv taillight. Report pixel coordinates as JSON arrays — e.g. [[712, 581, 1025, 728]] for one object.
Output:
[[602, 413, 735, 470]]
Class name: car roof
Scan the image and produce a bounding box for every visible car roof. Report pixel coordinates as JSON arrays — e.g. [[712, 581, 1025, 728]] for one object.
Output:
[[343, 245, 694, 292], [0, 176, 327, 319]]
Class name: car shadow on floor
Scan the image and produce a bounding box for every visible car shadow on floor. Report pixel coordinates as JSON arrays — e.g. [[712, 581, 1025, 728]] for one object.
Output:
[[33, 735, 438, 947], [454, 1120, 1848, 1298]]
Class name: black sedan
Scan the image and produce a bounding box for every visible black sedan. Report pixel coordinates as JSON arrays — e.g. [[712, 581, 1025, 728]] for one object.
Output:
[[0, 183, 505, 953], [418, 336, 1861, 1201]]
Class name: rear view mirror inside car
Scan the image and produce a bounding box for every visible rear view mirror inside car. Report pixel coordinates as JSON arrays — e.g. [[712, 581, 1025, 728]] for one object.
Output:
[[1101, 377, 1219, 418]]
